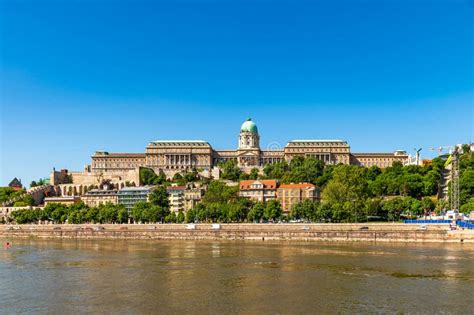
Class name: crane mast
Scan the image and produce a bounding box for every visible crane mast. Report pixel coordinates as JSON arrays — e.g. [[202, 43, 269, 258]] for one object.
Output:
[[450, 147, 460, 211], [430, 145, 462, 211]]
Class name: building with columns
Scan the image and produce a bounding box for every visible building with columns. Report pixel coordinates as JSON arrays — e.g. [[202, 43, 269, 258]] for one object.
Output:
[[54, 118, 410, 189]]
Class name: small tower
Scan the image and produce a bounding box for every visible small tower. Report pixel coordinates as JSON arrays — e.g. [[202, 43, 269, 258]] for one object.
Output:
[[238, 118, 260, 149]]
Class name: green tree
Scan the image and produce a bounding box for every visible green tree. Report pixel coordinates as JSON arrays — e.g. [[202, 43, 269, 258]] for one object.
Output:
[[155, 170, 167, 184], [140, 167, 156, 185], [283, 156, 324, 184], [316, 202, 333, 222], [263, 160, 289, 180], [363, 198, 384, 221], [0, 187, 21, 203], [98, 203, 118, 223], [421, 197, 436, 215], [322, 165, 369, 222], [290, 199, 317, 221], [422, 170, 440, 196], [155, 205, 170, 223], [187, 204, 206, 223], [172, 173, 185, 185], [264, 200, 282, 221], [165, 211, 177, 223], [239, 172, 250, 180], [460, 199, 474, 213], [249, 168, 259, 180], [149, 186, 170, 208], [11, 209, 28, 224], [182, 170, 199, 183], [139, 167, 167, 185], [202, 181, 239, 204], [226, 199, 250, 222], [382, 198, 405, 222], [176, 211, 185, 223], [248, 202, 265, 222], [30, 178, 45, 188], [366, 166, 382, 181], [315, 165, 335, 188], [142, 205, 159, 223], [51, 206, 67, 223], [86, 207, 99, 223], [219, 160, 242, 181], [117, 206, 129, 223], [400, 174, 424, 198], [131, 201, 149, 223], [13, 194, 34, 207], [460, 168, 474, 207]]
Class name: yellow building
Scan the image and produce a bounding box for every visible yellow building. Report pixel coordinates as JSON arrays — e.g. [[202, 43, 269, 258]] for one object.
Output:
[[277, 183, 320, 213], [239, 180, 278, 203], [184, 188, 202, 212], [167, 185, 186, 213], [167, 185, 203, 213], [44, 196, 81, 206], [81, 189, 118, 207]]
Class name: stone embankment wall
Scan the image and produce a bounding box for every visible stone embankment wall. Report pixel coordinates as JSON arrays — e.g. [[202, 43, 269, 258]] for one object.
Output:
[[1, 223, 473, 243]]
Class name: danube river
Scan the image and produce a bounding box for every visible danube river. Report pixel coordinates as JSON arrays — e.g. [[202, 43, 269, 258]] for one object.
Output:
[[1, 240, 473, 314]]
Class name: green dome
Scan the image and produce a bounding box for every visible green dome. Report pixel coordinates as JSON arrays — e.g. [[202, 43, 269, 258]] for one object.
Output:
[[240, 118, 258, 134]]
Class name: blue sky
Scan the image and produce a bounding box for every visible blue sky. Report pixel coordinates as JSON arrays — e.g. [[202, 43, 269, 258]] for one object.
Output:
[[0, 0, 473, 186]]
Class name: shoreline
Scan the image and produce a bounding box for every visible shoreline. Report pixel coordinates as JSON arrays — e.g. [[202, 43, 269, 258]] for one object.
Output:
[[2, 223, 473, 243]]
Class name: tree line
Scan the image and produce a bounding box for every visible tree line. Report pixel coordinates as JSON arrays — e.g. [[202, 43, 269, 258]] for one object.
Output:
[[6, 147, 473, 224]]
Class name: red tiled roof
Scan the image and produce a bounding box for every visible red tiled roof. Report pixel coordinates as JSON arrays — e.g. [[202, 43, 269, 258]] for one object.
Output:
[[279, 183, 315, 189], [240, 180, 278, 190], [167, 186, 186, 191]]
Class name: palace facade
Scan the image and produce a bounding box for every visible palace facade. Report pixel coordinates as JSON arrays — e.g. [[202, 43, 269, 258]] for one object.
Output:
[[52, 118, 409, 187]]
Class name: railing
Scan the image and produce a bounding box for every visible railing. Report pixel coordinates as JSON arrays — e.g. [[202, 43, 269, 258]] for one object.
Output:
[[404, 220, 452, 224], [456, 221, 474, 230]]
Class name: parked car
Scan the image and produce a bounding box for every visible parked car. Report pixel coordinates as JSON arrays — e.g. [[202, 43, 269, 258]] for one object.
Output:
[[417, 225, 427, 231], [186, 224, 196, 230]]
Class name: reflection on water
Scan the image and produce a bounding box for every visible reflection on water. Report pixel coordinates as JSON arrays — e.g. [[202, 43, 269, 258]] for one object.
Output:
[[0, 239, 473, 314]]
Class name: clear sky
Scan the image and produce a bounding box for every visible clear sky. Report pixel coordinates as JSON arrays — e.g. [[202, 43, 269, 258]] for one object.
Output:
[[0, 0, 473, 186]]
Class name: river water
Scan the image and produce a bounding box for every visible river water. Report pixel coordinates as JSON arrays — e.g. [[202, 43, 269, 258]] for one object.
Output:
[[1, 239, 473, 314]]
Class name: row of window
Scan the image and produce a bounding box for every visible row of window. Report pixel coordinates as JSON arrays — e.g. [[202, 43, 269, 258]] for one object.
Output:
[[288, 142, 347, 147]]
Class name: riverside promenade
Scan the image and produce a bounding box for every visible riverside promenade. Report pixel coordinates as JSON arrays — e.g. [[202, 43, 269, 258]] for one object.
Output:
[[2, 223, 474, 243]]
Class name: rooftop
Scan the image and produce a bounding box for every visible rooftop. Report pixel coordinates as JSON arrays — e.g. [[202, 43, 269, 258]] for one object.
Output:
[[167, 186, 186, 191], [279, 183, 316, 189], [84, 189, 118, 196], [240, 179, 278, 190], [118, 186, 154, 192], [93, 152, 145, 157], [44, 196, 80, 201], [8, 177, 22, 188], [148, 140, 211, 147], [240, 118, 259, 134], [287, 140, 348, 146], [352, 151, 408, 156], [290, 140, 346, 142]]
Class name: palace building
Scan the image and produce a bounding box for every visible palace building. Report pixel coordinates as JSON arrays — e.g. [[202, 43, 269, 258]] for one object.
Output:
[[51, 118, 409, 187]]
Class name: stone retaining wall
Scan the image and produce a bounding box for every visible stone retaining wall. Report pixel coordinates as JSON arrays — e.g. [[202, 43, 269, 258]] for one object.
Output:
[[1, 223, 473, 243]]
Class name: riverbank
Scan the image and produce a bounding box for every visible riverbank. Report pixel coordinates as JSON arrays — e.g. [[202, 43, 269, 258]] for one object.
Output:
[[2, 223, 474, 242]]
